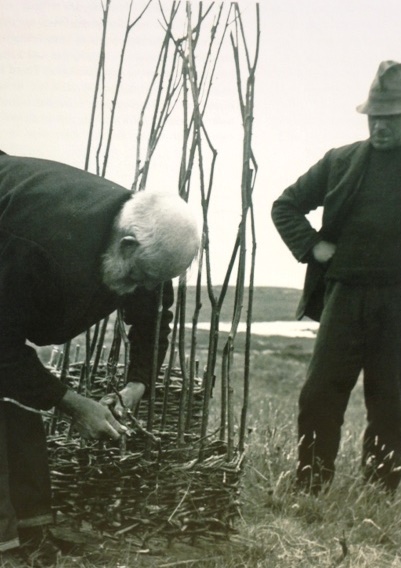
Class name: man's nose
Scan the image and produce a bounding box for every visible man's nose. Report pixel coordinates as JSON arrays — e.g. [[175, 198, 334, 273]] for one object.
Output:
[[372, 118, 387, 131]]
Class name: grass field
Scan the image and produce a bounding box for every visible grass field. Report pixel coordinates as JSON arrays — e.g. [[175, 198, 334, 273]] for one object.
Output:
[[38, 287, 401, 567]]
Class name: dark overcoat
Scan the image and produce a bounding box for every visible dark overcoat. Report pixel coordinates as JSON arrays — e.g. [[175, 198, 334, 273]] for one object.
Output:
[[0, 155, 173, 410], [271, 140, 371, 321]]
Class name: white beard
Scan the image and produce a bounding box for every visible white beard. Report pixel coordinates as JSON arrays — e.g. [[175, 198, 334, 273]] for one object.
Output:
[[101, 246, 138, 296]]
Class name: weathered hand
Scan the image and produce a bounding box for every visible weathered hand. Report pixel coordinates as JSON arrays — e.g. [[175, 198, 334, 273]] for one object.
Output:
[[58, 389, 128, 440], [312, 240, 336, 263], [100, 382, 145, 419]]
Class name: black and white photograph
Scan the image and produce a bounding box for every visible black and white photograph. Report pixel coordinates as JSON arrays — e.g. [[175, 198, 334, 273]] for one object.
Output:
[[1, 1, 401, 566]]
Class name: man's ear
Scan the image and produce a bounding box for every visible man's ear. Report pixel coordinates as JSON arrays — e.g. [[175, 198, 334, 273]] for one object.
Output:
[[119, 235, 139, 258]]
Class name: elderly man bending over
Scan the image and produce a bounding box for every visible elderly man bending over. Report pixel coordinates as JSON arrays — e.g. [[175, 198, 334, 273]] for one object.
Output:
[[0, 152, 199, 564]]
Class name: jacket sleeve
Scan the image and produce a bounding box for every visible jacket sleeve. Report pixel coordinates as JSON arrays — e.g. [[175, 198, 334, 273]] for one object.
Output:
[[0, 236, 67, 410], [271, 149, 333, 262], [122, 280, 174, 389]]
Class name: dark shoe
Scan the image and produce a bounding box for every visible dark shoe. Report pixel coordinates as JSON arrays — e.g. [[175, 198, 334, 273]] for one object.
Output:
[[18, 526, 60, 567], [295, 469, 333, 496], [0, 549, 27, 568], [363, 457, 401, 495]]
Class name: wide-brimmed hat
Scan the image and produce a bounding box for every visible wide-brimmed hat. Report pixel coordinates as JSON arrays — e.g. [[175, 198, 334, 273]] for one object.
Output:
[[357, 60, 401, 115]]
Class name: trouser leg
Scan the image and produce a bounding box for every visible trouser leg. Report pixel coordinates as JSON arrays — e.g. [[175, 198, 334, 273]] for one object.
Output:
[[297, 282, 364, 492], [0, 403, 19, 552], [362, 286, 401, 491], [5, 402, 53, 528]]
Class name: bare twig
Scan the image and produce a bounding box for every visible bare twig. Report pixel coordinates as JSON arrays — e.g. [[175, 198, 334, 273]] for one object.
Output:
[[102, 0, 153, 177], [85, 0, 111, 171]]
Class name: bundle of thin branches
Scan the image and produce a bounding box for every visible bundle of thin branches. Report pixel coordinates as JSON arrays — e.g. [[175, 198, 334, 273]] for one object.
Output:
[[44, 1, 260, 544]]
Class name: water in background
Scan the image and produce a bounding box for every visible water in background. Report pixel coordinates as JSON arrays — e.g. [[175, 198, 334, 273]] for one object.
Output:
[[187, 321, 319, 339]]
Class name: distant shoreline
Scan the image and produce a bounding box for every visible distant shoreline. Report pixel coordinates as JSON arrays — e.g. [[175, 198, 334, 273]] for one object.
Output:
[[185, 320, 318, 339]]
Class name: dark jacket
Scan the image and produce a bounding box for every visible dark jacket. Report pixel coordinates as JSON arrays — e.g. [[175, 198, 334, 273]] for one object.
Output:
[[271, 140, 371, 321], [0, 155, 173, 410]]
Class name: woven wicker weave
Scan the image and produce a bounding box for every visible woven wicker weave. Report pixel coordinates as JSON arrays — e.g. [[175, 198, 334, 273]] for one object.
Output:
[[46, 362, 243, 543]]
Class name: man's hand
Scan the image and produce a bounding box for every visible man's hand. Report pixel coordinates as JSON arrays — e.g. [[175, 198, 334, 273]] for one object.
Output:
[[312, 240, 336, 263], [57, 389, 128, 440], [100, 382, 145, 419]]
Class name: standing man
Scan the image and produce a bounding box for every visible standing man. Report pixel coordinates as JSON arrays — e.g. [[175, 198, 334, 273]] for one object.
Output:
[[0, 153, 200, 564], [272, 61, 401, 494]]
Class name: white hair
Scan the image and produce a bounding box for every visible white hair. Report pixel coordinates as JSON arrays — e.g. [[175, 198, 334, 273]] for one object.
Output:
[[102, 191, 200, 294]]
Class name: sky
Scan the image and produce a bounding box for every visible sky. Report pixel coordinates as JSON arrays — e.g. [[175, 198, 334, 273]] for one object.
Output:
[[1, 0, 401, 289]]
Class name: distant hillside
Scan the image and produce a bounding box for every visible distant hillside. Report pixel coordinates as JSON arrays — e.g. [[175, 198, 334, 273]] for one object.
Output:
[[184, 286, 301, 322]]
